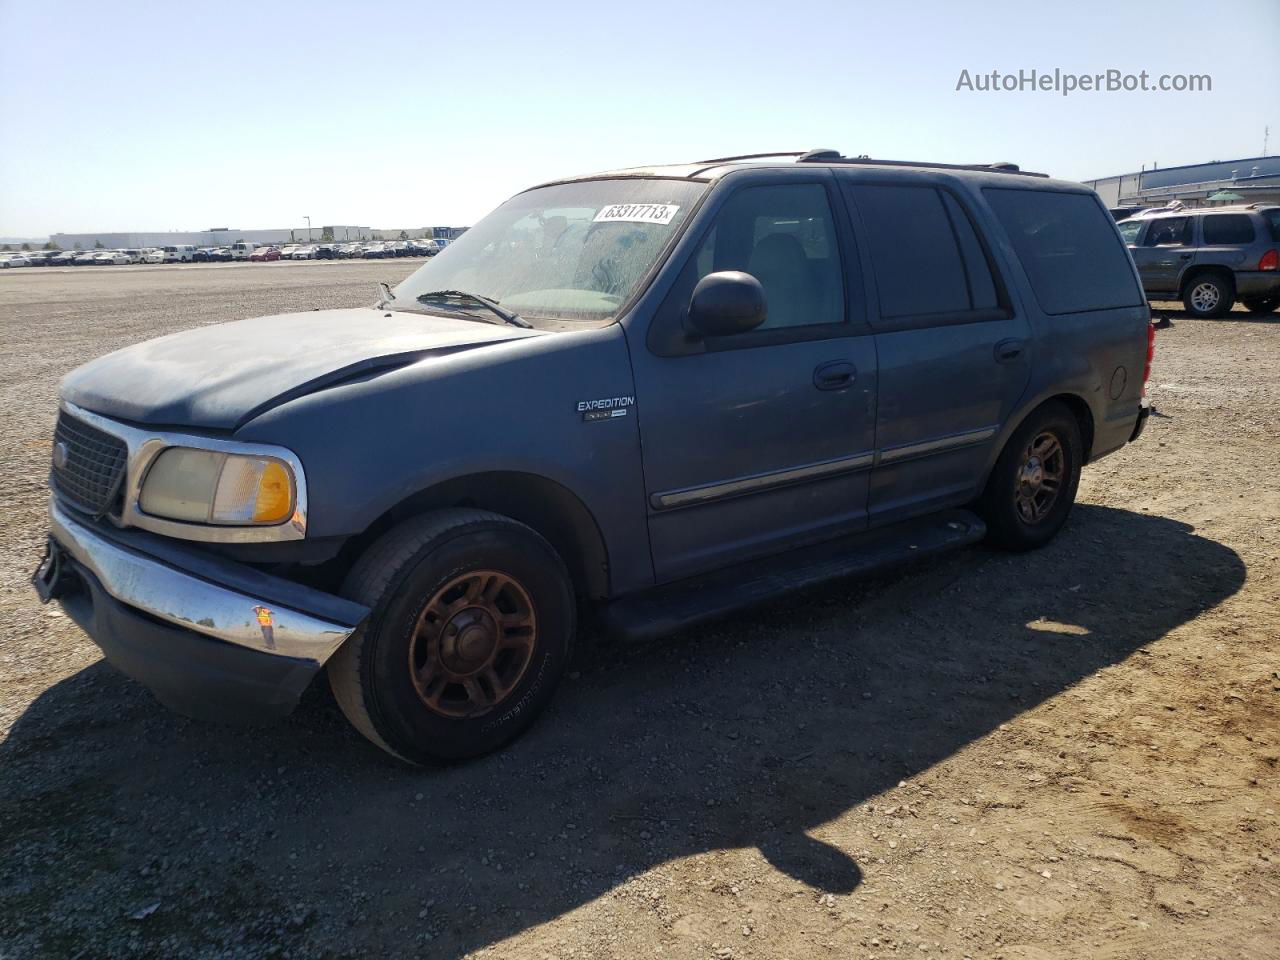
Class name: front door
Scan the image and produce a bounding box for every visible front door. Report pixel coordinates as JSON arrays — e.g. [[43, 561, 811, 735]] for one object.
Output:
[[627, 176, 877, 583], [1129, 215, 1194, 294], [840, 179, 1032, 524]]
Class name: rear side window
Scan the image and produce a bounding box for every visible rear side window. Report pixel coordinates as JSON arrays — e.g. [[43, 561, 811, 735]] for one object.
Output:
[[1142, 216, 1192, 247], [1201, 214, 1256, 245], [850, 184, 1000, 321], [1117, 220, 1143, 244], [984, 188, 1143, 315]]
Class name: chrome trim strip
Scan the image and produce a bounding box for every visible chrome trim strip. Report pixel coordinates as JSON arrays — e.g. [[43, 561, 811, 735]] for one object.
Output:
[[49, 500, 351, 662], [877, 426, 998, 465], [59, 401, 307, 544], [652, 451, 875, 510]]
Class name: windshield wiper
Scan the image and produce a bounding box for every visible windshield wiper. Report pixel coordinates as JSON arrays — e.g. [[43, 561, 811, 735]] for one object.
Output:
[[376, 281, 396, 309], [414, 289, 531, 328]]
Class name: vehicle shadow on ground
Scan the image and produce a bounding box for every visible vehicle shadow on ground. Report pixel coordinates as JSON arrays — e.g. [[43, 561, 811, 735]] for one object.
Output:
[[0, 505, 1246, 958], [1149, 302, 1280, 323]]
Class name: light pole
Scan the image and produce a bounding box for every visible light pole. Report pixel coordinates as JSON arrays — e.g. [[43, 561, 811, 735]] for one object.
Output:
[[303, 216, 311, 242]]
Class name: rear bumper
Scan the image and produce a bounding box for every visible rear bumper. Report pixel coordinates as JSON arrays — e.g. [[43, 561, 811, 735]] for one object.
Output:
[[1234, 272, 1280, 298], [35, 501, 367, 721]]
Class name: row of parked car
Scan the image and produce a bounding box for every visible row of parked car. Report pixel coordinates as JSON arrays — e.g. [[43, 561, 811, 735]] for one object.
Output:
[[0, 238, 450, 268]]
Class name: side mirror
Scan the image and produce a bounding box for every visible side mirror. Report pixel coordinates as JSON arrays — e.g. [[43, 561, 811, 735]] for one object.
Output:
[[687, 271, 767, 337]]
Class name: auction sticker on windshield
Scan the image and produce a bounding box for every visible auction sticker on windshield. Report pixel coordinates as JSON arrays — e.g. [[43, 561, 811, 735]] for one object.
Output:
[[593, 203, 680, 225]]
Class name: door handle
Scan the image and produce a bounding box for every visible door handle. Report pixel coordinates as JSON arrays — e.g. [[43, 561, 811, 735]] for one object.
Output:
[[994, 338, 1026, 363], [813, 360, 855, 391], [1179, 252, 1193, 260]]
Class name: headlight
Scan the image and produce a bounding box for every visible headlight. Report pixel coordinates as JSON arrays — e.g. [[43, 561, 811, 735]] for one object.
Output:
[[139, 448, 296, 526]]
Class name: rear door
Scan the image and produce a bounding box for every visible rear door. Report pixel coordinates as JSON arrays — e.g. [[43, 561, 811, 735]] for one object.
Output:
[[840, 177, 1032, 524], [1129, 215, 1193, 293]]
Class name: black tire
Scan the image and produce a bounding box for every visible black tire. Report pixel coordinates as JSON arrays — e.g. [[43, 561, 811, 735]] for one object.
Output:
[[977, 401, 1083, 552], [1241, 295, 1280, 315], [327, 509, 575, 763], [1181, 273, 1233, 318]]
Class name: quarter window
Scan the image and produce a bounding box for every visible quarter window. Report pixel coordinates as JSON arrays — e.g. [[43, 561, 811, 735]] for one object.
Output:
[[1201, 214, 1255, 245], [984, 188, 1144, 315]]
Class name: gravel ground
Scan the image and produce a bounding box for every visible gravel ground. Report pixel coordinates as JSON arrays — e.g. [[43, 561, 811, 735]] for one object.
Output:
[[1, 263, 1277, 959]]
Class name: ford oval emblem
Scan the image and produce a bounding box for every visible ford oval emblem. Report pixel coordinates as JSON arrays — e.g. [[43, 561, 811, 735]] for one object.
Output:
[[52, 441, 69, 471]]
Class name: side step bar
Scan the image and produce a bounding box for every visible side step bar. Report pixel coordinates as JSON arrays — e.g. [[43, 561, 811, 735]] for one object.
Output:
[[603, 509, 986, 642]]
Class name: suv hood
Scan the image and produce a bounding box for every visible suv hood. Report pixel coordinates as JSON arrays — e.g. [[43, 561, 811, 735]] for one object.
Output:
[[61, 307, 536, 430]]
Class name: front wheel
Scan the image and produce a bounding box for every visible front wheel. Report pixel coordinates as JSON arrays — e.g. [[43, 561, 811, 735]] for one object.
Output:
[[1241, 294, 1280, 315], [328, 509, 575, 763], [978, 401, 1083, 552]]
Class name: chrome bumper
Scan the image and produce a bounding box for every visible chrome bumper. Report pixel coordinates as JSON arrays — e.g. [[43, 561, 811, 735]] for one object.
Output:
[[49, 500, 354, 663]]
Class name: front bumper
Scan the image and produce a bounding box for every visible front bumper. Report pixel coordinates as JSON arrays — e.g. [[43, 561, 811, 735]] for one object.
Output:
[[35, 501, 367, 721]]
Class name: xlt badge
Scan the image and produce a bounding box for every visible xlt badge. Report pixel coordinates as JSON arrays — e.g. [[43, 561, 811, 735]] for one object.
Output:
[[577, 396, 634, 422]]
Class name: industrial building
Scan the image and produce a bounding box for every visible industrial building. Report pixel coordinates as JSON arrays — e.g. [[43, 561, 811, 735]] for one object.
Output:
[[1083, 155, 1280, 211]]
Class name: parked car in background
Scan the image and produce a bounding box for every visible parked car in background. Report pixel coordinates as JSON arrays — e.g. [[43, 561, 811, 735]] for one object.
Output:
[[119, 249, 143, 264], [278, 245, 300, 259], [162, 245, 196, 263], [50, 250, 81, 266], [95, 250, 131, 265], [249, 246, 281, 262], [340, 243, 365, 258], [229, 242, 257, 260], [362, 242, 392, 259], [290, 245, 316, 260], [73, 251, 100, 266], [34, 151, 1153, 762], [143, 249, 166, 264], [0, 253, 32, 267], [314, 244, 338, 260], [1118, 203, 1280, 317], [23, 251, 55, 266]]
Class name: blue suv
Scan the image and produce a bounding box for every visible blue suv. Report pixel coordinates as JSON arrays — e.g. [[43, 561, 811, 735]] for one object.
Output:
[[34, 149, 1153, 762]]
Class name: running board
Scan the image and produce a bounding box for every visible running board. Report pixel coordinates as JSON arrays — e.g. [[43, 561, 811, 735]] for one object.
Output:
[[603, 509, 986, 642]]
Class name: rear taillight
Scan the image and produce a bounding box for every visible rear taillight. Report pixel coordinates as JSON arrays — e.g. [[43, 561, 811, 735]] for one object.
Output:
[[1260, 249, 1279, 271], [1142, 322, 1156, 395]]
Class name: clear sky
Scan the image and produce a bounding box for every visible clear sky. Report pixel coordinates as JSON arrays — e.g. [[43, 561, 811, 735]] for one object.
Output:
[[1, 0, 1277, 237]]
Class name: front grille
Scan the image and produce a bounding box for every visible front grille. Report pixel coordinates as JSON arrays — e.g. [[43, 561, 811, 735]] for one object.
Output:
[[51, 411, 128, 516]]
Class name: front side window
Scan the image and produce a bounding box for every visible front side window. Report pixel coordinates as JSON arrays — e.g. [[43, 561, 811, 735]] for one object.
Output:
[[984, 188, 1144, 315], [1201, 214, 1256, 245], [680, 183, 845, 329], [393, 179, 705, 326], [1142, 216, 1192, 247]]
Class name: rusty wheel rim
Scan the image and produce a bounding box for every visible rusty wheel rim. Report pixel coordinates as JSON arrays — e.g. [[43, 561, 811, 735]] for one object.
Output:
[[1014, 430, 1065, 524], [408, 570, 537, 719]]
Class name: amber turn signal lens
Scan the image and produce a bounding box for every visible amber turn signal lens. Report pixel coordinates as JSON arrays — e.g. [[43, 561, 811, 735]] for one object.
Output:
[[253, 461, 293, 524]]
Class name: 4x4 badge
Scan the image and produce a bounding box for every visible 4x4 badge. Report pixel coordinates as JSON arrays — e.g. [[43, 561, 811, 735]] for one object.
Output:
[[576, 396, 634, 422]]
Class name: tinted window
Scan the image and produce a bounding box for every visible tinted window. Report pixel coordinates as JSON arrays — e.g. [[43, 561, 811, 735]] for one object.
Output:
[[686, 183, 844, 329], [1201, 214, 1256, 245], [941, 192, 999, 310], [852, 185, 969, 317], [984, 188, 1143, 315], [1263, 209, 1280, 242], [1117, 220, 1143, 244], [1142, 216, 1192, 247]]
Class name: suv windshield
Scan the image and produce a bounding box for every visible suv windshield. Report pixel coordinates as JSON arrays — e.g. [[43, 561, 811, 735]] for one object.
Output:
[[393, 178, 705, 326]]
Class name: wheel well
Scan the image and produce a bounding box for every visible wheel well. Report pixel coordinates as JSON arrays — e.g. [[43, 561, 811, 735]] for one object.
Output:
[[1048, 394, 1095, 462], [1179, 265, 1235, 297], [342, 472, 610, 600]]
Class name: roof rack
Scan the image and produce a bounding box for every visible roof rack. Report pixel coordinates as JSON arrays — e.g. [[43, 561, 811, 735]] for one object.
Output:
[[694, 151, 808, 164], [794, 150, 1049, 177]]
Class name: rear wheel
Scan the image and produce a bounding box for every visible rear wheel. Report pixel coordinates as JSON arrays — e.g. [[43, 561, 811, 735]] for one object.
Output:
[[978, 402, 1083, 551], [1182, 273, 1233, 318], [1241, 294, 1280, 315], [328, 509, 575, 763]]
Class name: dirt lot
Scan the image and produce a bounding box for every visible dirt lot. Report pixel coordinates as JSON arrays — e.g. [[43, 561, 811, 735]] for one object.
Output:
[[0, 262, 1277, 960]]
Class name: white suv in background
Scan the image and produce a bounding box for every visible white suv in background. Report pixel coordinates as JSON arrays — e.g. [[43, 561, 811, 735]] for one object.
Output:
[[162, 245, 196, 263]]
